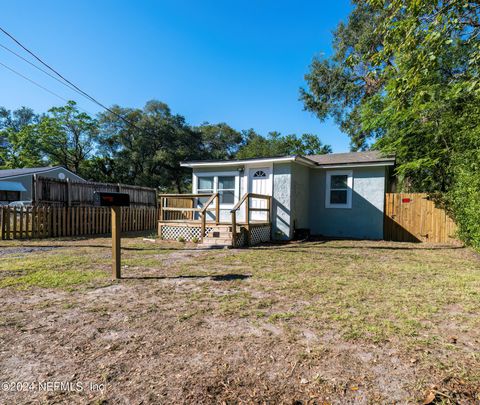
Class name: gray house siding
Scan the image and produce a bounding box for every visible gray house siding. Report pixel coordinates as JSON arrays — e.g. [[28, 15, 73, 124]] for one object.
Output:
[[290, 162, 310, 230], [0, 168, 84, 201], [308, 166, 386, 239], [272, 162, 292, 240]]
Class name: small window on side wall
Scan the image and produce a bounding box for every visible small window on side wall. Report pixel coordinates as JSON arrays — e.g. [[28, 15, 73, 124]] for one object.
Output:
[[325, 170, 353, 209]]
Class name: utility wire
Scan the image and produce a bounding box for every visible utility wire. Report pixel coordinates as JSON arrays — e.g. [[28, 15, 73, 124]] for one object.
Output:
[[0, 60, 70, 103], [0, 26, 146, 131], [0, 59, 95, 115], [0, 42, 82, 96]]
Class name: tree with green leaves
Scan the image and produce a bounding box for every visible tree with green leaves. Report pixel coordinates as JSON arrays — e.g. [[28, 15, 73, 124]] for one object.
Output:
[[195, 122, 243, 160], [303, 0, 480, 247], [362, 0, 480, 246], [237, 131, 331, 159], [0, 106, 43, 168], [300, 1, 387, 150], [37, 101, 99, 176], [97, 100, 205, 191]]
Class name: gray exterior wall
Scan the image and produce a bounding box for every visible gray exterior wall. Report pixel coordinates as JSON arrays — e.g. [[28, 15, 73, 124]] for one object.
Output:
[[272, 162, 292, 240], [308, 166, 386, 239], [0, 168, 84, 201], [290, 162, 310, 230]]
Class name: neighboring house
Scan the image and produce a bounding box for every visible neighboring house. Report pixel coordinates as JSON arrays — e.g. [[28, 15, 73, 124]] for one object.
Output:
[[0, 166, 85, 204], [180, 151, 395, 240]]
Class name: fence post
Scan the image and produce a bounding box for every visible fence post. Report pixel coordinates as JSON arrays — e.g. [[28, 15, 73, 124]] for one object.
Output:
[[32, 174, 37, 204], [66, 179, 71, 207], [0, 207, 4, 240], [5, 206, 11, 240]]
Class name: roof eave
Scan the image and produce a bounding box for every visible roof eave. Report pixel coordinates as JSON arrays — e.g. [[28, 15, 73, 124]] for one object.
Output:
[[180, 156, 301, 168], [314, 161, 395, 169]]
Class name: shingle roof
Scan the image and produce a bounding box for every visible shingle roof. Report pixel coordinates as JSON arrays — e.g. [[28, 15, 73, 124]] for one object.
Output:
[[306, 151, 395, 166], [0, 166, 59, 179]]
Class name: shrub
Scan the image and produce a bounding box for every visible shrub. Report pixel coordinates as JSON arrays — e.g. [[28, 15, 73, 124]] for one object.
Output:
[[448, 149, 480, 250]]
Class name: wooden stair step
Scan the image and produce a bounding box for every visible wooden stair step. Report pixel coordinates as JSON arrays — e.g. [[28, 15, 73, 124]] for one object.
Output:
[[202, 237, 232, 246], [207, 231, 232, 238]]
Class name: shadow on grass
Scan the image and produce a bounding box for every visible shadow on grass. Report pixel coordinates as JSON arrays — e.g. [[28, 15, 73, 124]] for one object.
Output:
[[0, 244, 199, 252], [121, 274, 251, 281], [252, 238, 464, 252]]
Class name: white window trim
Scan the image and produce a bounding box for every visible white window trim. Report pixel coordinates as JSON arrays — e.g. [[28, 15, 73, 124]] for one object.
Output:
[[325, 170, 353, 209], [192, 171, 240, 208]]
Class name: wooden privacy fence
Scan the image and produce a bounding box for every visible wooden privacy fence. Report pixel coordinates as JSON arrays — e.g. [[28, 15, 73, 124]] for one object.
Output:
[[384, 193, 458, 243], [34, 176, 158, 207], [158, 194, 199, 221], [0, 206, 158, 240]]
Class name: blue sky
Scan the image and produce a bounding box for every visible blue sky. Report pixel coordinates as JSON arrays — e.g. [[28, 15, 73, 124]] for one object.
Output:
[[0, 0, 352, 152]]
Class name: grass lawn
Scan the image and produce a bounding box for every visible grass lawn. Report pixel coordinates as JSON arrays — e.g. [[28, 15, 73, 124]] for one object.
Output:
[[0, 236, 479, 403]]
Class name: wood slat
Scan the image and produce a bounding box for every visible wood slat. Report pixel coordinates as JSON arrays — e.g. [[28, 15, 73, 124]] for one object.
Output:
[[384, 193, 458, 244]]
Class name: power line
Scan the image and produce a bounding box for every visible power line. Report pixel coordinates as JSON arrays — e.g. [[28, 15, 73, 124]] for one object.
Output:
[[0, 42, 82, 96], [0, 60, 71, 103], [0, 26, 146, 132], [0, 59, 95, 116]]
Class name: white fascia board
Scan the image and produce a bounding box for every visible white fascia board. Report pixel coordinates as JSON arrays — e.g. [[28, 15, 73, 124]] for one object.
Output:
[[314, 161, 395, 169], [181, 156, 298, 168], [293, 156, 317, 167]]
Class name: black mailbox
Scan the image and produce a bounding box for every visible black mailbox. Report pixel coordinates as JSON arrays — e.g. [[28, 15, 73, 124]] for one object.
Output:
[[94, 192, 130, 207]]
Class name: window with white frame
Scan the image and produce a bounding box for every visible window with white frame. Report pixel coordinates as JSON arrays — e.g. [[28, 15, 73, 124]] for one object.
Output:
[[325, 170, 353, 208], [197, 176, 214, 194], [196, 174, 237, 206], [197, 176, 214, 206], [218, 176, 235, 204]]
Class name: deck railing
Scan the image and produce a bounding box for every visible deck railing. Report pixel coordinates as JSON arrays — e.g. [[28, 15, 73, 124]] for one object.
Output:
[[158, 192, 272, 243], [158, 193, 216, 222], [230, 193, 272, 241]]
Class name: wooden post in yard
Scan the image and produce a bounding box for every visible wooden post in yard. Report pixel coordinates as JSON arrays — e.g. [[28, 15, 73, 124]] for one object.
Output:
[[112, 206, 121, 279], [201, 211, 206, 241], [94, 191, 130, 280]]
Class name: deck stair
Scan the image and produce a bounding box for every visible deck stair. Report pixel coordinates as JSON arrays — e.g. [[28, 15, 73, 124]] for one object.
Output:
[[201, 224, 233, 247]]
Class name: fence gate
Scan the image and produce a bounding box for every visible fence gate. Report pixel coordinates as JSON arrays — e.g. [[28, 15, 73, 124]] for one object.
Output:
[[384, 193, 458, 243]]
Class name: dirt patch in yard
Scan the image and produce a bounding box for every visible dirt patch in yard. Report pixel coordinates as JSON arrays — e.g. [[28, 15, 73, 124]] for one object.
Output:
[[0, 246, 62, 257], [0, 237, 479, 404]]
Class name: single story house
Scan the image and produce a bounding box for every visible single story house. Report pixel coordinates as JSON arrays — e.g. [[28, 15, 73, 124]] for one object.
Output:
[[0, 166, 85, 204], [178, 151, 395, 241]]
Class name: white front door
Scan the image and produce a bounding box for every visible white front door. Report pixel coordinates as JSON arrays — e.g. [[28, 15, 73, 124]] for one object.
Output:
[[248, 167, 272, 221]]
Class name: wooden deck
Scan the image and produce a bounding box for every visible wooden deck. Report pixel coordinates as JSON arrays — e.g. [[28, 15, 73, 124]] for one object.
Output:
[[158, 193, 272, 247]]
